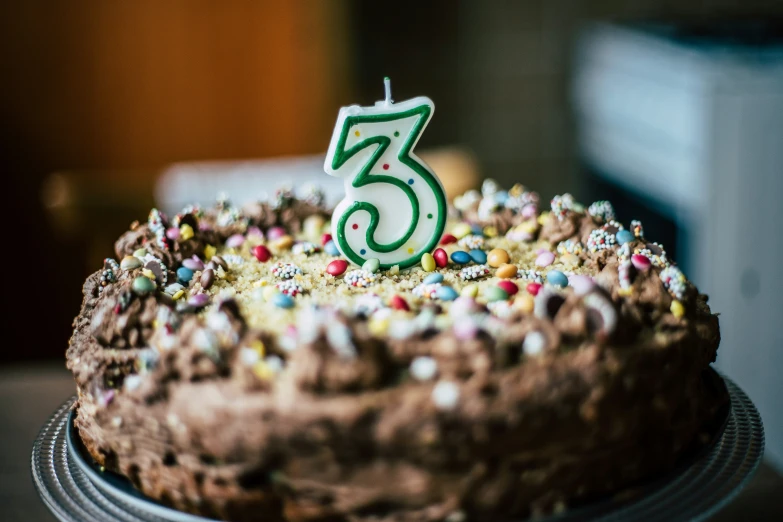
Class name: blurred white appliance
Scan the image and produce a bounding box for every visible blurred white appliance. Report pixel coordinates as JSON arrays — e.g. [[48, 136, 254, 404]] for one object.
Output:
[[573, 21, 783, 470]]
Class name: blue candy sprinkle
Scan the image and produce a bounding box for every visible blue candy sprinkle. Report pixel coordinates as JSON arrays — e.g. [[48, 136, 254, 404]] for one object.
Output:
[[176, 266, 194, 284], [616, 230, 634, 245], [435, 286, 459, 301], [325, 240, 340, 256], [450, 250, 471, 264], [423, 273, 444, 285], [272, 293, 295, 309], [469, 249, 487, 264], [547, 270, 568, 288]]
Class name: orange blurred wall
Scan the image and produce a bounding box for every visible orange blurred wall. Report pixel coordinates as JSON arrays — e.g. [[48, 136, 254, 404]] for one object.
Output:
[[0, 0, 352, 179]]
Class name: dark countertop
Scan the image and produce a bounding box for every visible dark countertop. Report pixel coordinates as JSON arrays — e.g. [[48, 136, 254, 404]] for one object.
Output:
[[3, 362, 782, 521]]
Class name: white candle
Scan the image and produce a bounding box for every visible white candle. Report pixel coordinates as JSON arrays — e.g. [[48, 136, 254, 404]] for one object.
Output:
[[324, 78, 447, 269]]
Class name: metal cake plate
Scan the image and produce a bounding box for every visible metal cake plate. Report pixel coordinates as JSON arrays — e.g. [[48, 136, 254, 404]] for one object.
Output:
[[32, 374, 764, 522]]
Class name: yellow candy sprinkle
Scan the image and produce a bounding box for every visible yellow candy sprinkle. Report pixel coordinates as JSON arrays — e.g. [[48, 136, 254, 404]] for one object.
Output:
[[521, 221, 538, 234], [618, 287, 633, 297], [514, 294, 535, 314], [262, 286, 280, 302], [537, 211, 550, 225], [204, 244, 216, 260], [483, 226, 498, 238], [451, 223, 472, 239], [152, 319, 159, 329], [561, 253, 580, 268], [368, 317, 389, 336], [179, 223, 194, 241], [250, 339, 266, 357], [670, 300, 685, 318], [141, 268, 156, 281], [253, 361, 274, 381], [172, 290, 185, 301], [272, 235, 294, 251], [421, 253, 436, 272], [461, 284, 478, 297]]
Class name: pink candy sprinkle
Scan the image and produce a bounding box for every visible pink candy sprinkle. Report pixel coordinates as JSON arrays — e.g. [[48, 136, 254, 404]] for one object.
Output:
[[453, 321, 478, 340], [631, 254, 652, 271], [535, 251, 555, 267], [246, 226, 264, 240], [165, 227, 180, 240], [568, 275, 595, 295], [226, 234, 245, 248], [267, 226, 286, 240]]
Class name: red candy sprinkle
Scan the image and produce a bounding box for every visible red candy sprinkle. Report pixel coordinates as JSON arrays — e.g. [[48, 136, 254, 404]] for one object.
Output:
[[440, 233, 457, 245], [631, 253, 651, 271], [433, 248, 448, 268], [252, 245, 271, 262], [526, 282, 542, 296], [497, 280, 519, 296], [389, 294, 410, 311], [321, 233, 333, 246], [326, 259, 348, 276]]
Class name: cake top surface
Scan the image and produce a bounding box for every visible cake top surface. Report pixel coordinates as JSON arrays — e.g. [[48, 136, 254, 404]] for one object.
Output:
[[76, 179, 706, 402]]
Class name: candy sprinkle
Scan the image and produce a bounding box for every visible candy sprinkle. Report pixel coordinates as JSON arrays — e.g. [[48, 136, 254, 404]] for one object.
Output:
[[458, 234, 485, 250], [459, 264, 490, 281], [292, 241, 320, 256], [271, 262, 302, 279], [344, 269, 377, 288], [276, 280, 304, 296], [413, 282, 442, 300], [587, 200, 615, 222]]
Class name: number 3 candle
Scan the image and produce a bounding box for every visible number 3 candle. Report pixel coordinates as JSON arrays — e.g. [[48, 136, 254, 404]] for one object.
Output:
[[324, 78, 447, 269]]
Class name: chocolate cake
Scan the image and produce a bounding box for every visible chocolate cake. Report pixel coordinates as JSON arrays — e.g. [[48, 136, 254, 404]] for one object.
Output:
[[66, 181, 727, 522]]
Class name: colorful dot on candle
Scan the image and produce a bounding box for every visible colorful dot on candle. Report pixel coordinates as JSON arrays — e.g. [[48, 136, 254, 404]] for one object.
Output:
[[428, 213, 433, 219], [352, 223, 358, 230], [408, 179, 414, 185], [394, 131, 400, 137], [383, 164, 389, 170], [354, 130, 361, 137], [360, 249, 366, 255], [407, 247, 414, 254]]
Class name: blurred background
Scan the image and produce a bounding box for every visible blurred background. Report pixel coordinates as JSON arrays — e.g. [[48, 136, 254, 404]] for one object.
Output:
[[2, 1, 783, 519]]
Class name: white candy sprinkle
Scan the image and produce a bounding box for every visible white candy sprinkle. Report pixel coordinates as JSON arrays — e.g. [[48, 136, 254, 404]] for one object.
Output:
[[240, 347, 260, 365], [458, 234, 485, 250], [523, 331, 547, 356], [326, 322, 357, 359], [344, 269, 377, 288], [271, 262, 302, 279], [222, 254, 244, 267], [124, 374, 143, 392], [264, 355, 284, 373], [459, 264, 490, 281], [411, 356, 438, 381], [163, 283, 185, 296], [432, 380, 460, 410]]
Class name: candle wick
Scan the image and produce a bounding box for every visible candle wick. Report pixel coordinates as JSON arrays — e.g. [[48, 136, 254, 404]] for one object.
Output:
[[384, 77, 392, 105]]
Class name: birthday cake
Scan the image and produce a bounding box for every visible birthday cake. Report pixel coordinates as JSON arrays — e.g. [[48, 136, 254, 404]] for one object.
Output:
[[67, 180, 726, 521]]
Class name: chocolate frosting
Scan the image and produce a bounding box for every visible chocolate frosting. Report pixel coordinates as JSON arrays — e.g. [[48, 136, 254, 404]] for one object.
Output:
[[67, 190, 725, 522]]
